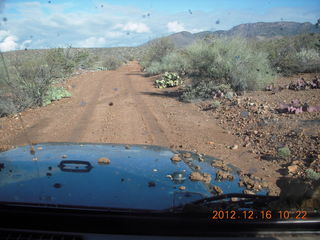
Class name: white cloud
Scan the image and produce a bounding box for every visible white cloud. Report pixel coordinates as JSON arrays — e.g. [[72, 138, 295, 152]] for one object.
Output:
[[167, 21, 185, 32], [20, 39, 32, 50], [189, 28, 205, 33], [0, 30, 19, 52], [104, 31, 125, 38], [114, 22, 150, 33], [78, 37, 107, 48]]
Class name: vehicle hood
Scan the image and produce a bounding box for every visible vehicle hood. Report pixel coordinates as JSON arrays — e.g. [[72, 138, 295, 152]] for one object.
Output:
[[0, 143, 266, 211]]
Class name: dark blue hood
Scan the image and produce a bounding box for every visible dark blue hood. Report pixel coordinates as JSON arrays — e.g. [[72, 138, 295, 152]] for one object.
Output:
[[0, 143, 266, 211]]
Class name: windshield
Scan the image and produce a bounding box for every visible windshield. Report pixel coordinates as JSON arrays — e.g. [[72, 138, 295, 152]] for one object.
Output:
[[0, 0, 319, 219]]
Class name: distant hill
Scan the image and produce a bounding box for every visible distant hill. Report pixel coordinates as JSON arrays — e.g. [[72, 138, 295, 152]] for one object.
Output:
[[224, 21, 320, 38], [144, 21, 320, 48]]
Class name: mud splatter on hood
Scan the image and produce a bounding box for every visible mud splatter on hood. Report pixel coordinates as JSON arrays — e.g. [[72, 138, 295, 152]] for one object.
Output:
[[0, 143, 267, 211]]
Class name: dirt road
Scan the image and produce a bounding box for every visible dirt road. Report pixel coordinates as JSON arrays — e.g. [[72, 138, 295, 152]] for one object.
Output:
[[0, 61, 281, 193]]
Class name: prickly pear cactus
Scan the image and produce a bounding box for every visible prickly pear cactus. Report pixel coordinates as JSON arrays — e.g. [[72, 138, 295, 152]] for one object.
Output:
[[155, 72, 183, 88]]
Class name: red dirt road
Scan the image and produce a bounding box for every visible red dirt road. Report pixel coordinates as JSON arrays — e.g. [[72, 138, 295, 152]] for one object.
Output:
[[0, 61, 281, 193]]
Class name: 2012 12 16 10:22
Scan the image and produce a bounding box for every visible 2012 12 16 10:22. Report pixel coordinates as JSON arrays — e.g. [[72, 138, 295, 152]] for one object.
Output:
[[211, 210, 308, 220]]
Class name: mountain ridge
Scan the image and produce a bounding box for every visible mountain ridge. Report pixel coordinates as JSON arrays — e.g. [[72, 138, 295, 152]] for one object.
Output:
[[144, 21, 320, 47]]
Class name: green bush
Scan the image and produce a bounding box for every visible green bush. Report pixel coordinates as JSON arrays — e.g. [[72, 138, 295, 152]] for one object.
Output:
[[72, 49, 92, 69], [141, 37, 175, 70], [292, 48, 320, 72], [0, 47, 89, 116], [0, 94, 18, 117], [7, 55, 55, 107], [163, 51, 189, 75], [254, 33, 320, 75], [42, 86, 72, 106], [45, 48, 75, 78], [155, 72, 183, 88], [146, 51, 189, 75], [305, 168, 320, 181], [144, 37, 275, 100], [186, 38, 275, 91], [211, 100, 221, 110], [102, 56, 123, 70], [296, 48, 320, 62], [277, 146, 291, 159], [181, 82, 232, 102]]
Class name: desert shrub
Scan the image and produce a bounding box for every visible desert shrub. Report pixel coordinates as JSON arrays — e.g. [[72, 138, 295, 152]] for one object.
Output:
[[102, 55, 123, 70], [187, 38, 275, 91], [155, 72, 183, 88], [255, 33, 320, 75], [140, 37, 175, 70], [211, 100, 221, 110], [72, 49, 94, 69], [181, 81, 232, 102], [0, 47, 87, 116], [147, 37, 275, 100], [305, 168, 320, 181], [42, 86, 72, 106], [292, 48, 320, 72], [277, 146, 291, 159], [9, 54, 58, 107], [45, 48, 75, 78], [45, 47, 95, 75], [0, 97, 16, 117], [145, 61, 163, 75], [146, 51, 189, 75], [296, 48, 320, 62]]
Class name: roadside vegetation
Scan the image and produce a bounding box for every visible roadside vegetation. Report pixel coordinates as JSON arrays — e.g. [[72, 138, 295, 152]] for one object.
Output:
[[253, 33, 320, 75], [0, 46, 137, 117], [1, 33, 319, 116], [141, 33, 320, 102]]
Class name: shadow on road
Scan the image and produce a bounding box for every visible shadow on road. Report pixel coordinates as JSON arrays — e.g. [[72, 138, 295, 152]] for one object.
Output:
[[126, 73, 145, 76], [140, 90, 183, 100]]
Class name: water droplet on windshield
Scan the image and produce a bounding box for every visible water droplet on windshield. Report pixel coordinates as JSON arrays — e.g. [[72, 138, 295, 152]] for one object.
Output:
[[0, 163, 4, 171], [30, 146, 35, 155], [79, 100, 87, 106], [53, 183, 62, 188], [148, 181, 156, 187]]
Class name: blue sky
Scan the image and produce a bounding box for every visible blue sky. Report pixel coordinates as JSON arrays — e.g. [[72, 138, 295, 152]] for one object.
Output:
[[0, 0, 319, 51]]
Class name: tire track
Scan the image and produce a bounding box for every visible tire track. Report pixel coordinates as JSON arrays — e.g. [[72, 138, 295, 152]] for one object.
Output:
[[67, 74, 105, 141], [125, 69, 170, 146]]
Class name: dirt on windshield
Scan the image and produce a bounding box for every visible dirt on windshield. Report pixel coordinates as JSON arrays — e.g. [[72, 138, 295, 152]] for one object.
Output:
[[1, 61, 319, 196]]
